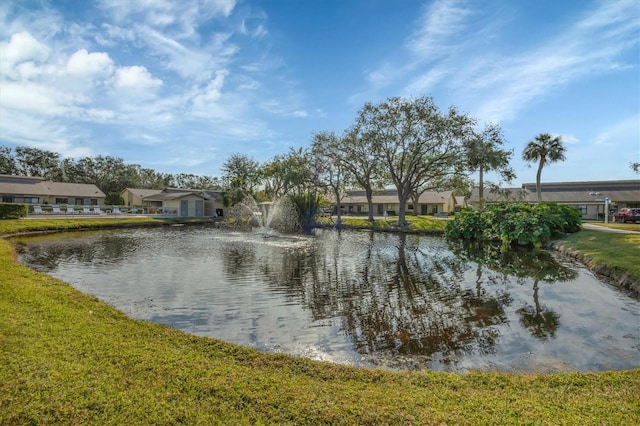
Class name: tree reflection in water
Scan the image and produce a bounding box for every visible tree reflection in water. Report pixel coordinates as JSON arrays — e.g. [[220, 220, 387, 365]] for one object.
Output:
[[450, 241, 577, 341], [11, 231, 141, 273], [257, 233, 580, 369], [258, 231, 513, 369]]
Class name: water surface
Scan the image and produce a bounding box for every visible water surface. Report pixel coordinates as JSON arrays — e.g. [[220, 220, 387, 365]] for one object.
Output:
[[12, 226, 640, 372]]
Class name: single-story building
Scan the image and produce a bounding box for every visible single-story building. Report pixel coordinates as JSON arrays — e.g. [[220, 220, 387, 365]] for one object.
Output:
[[466, 180, 640, 220], [0, 174, 105, 207], [338, 189, 460, 216], [141, 188, 224, 217], [120, 188, 165, 207]]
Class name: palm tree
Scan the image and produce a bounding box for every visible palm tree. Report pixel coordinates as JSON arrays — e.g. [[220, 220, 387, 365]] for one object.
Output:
[[522, 133, 567, 202], [466, 124, 515, 208]]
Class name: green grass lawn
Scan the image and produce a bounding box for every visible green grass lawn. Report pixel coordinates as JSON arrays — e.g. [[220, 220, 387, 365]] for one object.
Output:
[[317, 214, 448, 233], [585, 222, 640, 232], [555, 229, 640, 282], [0, 217, 164, 236], [1, 218, 639, 424]]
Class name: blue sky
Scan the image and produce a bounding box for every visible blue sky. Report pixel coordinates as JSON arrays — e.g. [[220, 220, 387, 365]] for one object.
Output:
[[0, 0, 638, 185]]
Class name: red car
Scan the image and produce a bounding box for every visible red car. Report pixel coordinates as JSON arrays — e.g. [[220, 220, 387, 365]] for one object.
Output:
[[613, 208, 640, 223]]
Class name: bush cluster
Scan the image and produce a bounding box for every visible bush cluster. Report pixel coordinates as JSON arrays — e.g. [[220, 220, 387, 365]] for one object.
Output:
[[0, 203, 29, 219], [445, 202, 581, 247]]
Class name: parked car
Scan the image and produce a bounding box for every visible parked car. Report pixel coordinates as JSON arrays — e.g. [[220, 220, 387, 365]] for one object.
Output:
[[613, 208, 640, 223]]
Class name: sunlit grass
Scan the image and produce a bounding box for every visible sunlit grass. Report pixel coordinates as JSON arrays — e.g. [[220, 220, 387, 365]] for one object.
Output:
[[559, 230, 640, 282], [585, 222, 640, 232], [0, 217, 163, 236], [0, 217, 220, 237], [317, 214, 448, 233]]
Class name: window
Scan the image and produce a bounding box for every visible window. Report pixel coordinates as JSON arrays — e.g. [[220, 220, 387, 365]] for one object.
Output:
[[408, 204, 414, 210], [577, 205, 588, 215], [55, 198, 69, 204], [10, 197, 39, 204], [2, 196, 13, 202]]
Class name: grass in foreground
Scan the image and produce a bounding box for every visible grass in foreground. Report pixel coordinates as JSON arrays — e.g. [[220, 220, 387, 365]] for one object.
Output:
[[1, 220, 639, 424], [558, 229, 640, 283]]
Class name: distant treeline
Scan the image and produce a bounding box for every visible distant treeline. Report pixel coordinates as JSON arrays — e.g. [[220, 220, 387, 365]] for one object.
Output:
[[0, 145, 222, 198]]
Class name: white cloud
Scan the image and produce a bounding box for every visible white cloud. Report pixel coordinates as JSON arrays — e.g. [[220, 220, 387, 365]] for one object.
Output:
[[237, 77, 260, 90], [455, 0, 639, 124], [0, 81, 74, 115], [95, 0, 238, 58], [593, 114, 640, 147], [0, 32, 49, 76], [239, 12, 268, 39], [0, 107, 94, 159], [139, 26, 237, 80], [403, 67, 448, 96], [66, 49, 114, 80], [189, 70, 228, 113], [365, 62, 403, 88], [554, 134, 580, 145], [98, 0, 237, 32], [407, 0, 473, 58], [360, 0, 639, 130], [113, 65, 163, 92], [360, 0, 474, 98]]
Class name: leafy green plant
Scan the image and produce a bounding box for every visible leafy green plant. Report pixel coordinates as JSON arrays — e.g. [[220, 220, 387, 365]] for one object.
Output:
[[0, 203, 28, 219], [104, 191, 124, 205], [445, 203, 581, 247], [289, 191, 322, 231]]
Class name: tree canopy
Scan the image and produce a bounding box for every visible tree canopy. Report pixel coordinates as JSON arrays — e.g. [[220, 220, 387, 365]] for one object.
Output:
[[465, 124, 515, 208], [355, 96, 474, 226]]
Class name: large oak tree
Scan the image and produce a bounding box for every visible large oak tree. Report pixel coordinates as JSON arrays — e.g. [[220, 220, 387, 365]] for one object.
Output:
[[356, 96, 473, 226]]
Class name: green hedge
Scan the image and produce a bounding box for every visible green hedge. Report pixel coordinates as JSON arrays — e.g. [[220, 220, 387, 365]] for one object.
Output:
[[445, 202, 582, 247], [0, 203, 28, 220]]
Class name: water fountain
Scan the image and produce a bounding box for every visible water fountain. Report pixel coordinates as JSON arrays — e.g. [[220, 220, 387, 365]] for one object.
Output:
[[259, 197, 300, 234], [231, 195, 300, 234], [229, 195, 263, 228]]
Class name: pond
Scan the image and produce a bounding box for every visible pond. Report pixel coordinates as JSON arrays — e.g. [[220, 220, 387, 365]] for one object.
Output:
[[12, 226, 639, 373]]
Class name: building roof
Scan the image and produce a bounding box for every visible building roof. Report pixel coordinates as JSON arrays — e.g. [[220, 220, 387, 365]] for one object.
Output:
[[141, 188, 220, 201], [522, 180, 639, 192], [466, 188, 531, 204], [467, 180, 640, 205], [143, 191, 208, 201], [419, 190, 454, 204], [0, 174, 105, 198], [121, 188, 164, 198]]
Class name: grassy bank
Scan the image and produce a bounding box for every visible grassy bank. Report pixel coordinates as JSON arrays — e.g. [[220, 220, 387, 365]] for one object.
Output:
[[0, 217, 164, 236], [555, 229, 640, 283], [317, 214, 448, 233], [1, 218, 639, 424]]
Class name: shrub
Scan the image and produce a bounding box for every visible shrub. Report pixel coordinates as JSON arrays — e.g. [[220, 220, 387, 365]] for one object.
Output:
[[105, 191, 124, 205], [445, 203, 582, 248], [0, 203, 29, 219]]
